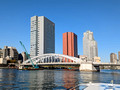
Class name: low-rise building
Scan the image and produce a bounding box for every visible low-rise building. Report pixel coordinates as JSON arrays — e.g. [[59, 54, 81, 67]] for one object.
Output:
[[0, 48, 3, 58], [18, 52, 28, 62], [118, 51, 120, 63], [0, 58, 7, 64], [93, 56, 101, 63], [79, 55, 87, 62], [22, 52, 27, 62], [3, 46, 18, 61]]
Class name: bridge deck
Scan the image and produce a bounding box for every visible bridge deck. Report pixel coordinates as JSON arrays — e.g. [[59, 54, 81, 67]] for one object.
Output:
[[22, 62, 120, 66], [93, 63, 120, 66]]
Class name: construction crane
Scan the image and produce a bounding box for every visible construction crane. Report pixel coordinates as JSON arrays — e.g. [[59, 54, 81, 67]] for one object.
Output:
[[19, 41, 39, 69]]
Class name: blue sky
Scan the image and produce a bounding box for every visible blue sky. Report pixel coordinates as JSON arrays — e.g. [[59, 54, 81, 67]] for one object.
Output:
[[0, 0, 120, 62]]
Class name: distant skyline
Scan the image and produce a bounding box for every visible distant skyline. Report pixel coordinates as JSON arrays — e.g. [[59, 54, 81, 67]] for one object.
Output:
[[0, 0, 120, 62]]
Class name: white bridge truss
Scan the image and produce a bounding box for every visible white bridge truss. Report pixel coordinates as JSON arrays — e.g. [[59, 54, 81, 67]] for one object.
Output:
[[22, 53, 81, 65]]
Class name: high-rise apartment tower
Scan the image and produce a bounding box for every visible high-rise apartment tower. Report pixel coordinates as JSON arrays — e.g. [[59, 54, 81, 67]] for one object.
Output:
[[63, 32, 78, 59], [83, 31, 98, 61], [30, 16, 55, 57]]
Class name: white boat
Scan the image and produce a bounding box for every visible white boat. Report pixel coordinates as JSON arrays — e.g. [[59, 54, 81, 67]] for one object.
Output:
[[70, 82, 120, 90]]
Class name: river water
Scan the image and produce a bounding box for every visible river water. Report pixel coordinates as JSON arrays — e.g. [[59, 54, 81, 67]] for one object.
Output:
[[0, 69, 120, 89]]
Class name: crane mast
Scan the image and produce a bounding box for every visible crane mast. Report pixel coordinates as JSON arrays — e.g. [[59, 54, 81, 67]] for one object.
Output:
[[19, 41, 39, 69]]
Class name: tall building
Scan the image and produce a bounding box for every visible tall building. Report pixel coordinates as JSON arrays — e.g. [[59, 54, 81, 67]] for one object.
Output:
[[110, 53, 117, 63], [3, 46, 18, 60], [63, 32, 78, 59], [118, 51, 120, 63], [30, 16, 55, 57], [83, 31, 98, 61]]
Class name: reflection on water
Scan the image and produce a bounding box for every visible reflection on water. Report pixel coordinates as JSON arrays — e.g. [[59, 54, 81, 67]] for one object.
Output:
[[63, 71, 78, 89], [0, 69, 120, 89]]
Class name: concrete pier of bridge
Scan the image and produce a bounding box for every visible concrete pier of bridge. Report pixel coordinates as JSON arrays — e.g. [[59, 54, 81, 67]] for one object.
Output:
[[79, 62, 100, 72]]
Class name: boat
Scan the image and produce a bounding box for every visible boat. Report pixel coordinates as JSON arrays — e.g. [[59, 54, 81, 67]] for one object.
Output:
[[63, 67, 79, 71], [18, 66, 43, 70], [63, 68, 79, 71], [69, 82, 120, 90], [23, 67, 44, 70]]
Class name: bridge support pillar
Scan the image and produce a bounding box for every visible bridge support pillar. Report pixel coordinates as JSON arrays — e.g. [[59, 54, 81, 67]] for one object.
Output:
[[79, 62, 100, 72]]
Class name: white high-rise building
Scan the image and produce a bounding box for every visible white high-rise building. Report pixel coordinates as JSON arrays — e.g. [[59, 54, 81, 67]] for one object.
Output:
[[83, 31, 98, 61], [30, 16, 55, 58]]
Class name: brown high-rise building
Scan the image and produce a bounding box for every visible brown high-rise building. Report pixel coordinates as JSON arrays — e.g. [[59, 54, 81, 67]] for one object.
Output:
[[63, 32, 78, 61]]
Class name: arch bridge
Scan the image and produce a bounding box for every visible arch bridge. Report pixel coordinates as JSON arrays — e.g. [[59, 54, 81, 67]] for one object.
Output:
[[21, 54, 120, 71], [22, 53, 81, 65]]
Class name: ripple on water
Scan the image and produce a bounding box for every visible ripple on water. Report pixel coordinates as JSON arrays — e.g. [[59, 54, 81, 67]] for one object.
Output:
[[0, 69, 119, 89]]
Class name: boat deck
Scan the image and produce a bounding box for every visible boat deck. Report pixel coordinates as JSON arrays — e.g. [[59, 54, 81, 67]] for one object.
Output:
[[71, 83, 120, 90]]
